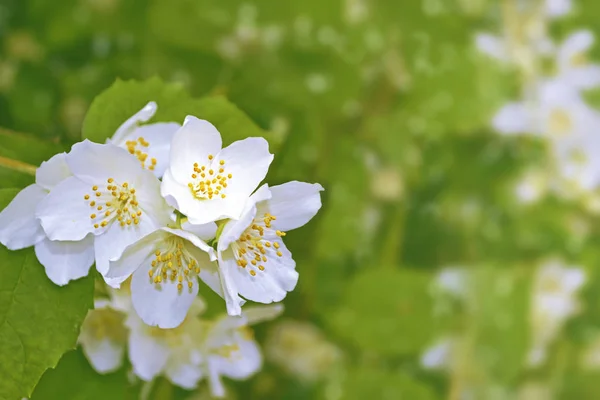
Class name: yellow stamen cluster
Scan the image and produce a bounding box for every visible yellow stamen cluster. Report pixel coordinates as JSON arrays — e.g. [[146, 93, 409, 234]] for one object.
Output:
[[148, 239, 200, 292], [84, 178, 142, 229], [232, 212, 285, 276], [187, 155, 232, 200], [125, 136, 158, 171]]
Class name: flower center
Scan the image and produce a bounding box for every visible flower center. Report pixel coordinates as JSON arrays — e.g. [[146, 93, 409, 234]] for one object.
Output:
[[148, 238, 201, 292], [570, 52, 588, 68], [548, 108, 572, 136], [187, 154, 232, 200], [84, 178, 143, 230], [231, 212, 286, 276], [82, 308, 126, 341], [125, 136, 157, 171]]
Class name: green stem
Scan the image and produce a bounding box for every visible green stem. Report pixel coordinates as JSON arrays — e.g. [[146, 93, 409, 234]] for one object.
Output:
[[0, 155, 36, 176]]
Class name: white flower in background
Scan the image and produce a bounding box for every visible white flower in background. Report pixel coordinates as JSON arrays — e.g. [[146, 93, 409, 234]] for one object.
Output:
[[109, 101, 180, 178], [545, 0, 572, 19], [265, 319, 341, 383], [36, 140, 173, 276], [0, 153, 95, 285], [217, 182, 324, 316], [79, 297, 128, 374], [106, 221, 224, 328], [128, 297, 206, 389], [554, 30, 600, 90], [435, 267, 469, 300], [420, 336, 455, 370], [202, 305, 283, 397], [161, 116, 274, 225], [514, 169, 549, 204], [527, 259, 586, 367]]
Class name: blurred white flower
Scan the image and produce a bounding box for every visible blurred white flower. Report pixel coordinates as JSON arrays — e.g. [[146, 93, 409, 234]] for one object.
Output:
[[128, 297, 206, 389], [79, 297, 128, 374], [420, 336, 455, 370], [514, 169, 549, 204], [203, 305, 283, 397], [161, 116, 273, 225], [545, 0, 572, 19], [217, 182, 323, 316], [527, 259, 586, 367], [435, 267, 469, 299], [554, 30, 600, 90], [0, 153, 95, 285], [109, 102, 180, 178], [265, 319, 341, 382], [36, 140, 173, 277]]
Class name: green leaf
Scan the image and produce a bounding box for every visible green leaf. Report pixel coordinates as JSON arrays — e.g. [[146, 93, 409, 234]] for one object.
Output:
[[31, 349, 138, 400], [0, 189, 94, 400], [81, 78, 280, 149], [329, 267, 437, 356]]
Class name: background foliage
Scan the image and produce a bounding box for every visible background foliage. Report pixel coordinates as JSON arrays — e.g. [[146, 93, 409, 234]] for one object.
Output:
[[2, 0, 600, 399]]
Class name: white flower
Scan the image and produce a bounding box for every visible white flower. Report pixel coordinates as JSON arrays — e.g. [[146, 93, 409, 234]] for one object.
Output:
[[265, 319, 341, 383], [420, 337, 454, 370], [555, 30, 600, 90], [36, 140, 173, 276], [106, 221, 222, 328], [161, 116, 274, 225], [108, 101, 180, 178], [78, 297, 128, 374], [435, 267, 469, 299], [0, 152, 95, 285], [545, 0, 572, 19], [527, 259, 586, 367], [127, 297, 206, 389], [216, 182, 324, 316], [203, 305, 283, 397], [514, 169, 549, 204]]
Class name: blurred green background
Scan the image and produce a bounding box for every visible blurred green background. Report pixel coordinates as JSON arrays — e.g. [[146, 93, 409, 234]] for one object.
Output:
[[3, 0, 600, 399]]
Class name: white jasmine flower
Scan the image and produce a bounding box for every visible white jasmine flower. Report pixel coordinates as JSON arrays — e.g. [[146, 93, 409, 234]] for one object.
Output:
[[79, 298, 128, 374], [527, 260, 586, 367], [217, 182, 324, 316], [36, 140, 173, 276], [109, 101, 180, 178], [203, 305, 283, 397], [0, 152, 95, 285], [554, 30, 600, 90], [265, 319, 341, 383], [161, 116, 274, 225], [128, 297, 206, 388], [106, 222, 220, 328]]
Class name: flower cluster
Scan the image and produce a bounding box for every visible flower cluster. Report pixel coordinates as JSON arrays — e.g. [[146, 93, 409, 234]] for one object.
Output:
[[79, 281, 282, 395], [0, 102, 324, 331], [476, 0, 600, 201]]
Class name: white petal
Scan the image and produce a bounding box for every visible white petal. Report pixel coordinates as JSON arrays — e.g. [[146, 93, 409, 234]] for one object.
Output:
[[563, 65, 600, 89], [110, 101, 157, 144], [163, 227, 215, 257], [0, 184, 47, 249], [492, 102, 532, 134], [217, 256, 244, 316], [94, 214, 159, 276], [560, 30, 593, 61], [475, 33, 508, 62], [217, 137, 274, 201], [242, 304, 284, 326], [165, 355, 204, 389], [36, 177, 97, 241], [259, 181, 324, 232], [198, 268, 246, 311], [81, 337, 125, 374], [180, 220, 218, 242], [546, 0, 572, 18], [168, 116, 223, 186], [128, 328, 170, 381], [220, 242, 298, 304], [105, 230, 166, 284], [118, 122, 180, 178], [34, 235, 95, 286], [36, 153, 70, 191], [212, 336, 262, 379], [131, 265, 199, 328], [66, 140, 145, 184], [207, 358, 227, 398]]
